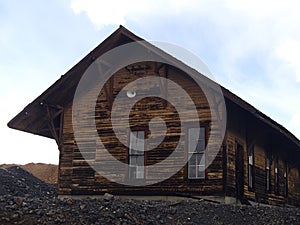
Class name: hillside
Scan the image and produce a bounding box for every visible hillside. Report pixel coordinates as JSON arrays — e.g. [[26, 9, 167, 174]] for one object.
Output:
[[0, 163, 58, 184]]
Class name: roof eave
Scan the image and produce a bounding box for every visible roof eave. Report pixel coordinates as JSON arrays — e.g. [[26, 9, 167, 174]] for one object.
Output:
[[7, 25, 300, 149]]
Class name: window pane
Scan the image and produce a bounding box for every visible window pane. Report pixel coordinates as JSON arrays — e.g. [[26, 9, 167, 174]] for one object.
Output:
[[129, 152, 144, 179], [249, 164, 253, 188], [266, 157, 270, 170], [198, 165, 205, 178], [189, 127, 205, 153], [284, 163, 288, 178], [188, 153, 205, 179], [188, 165, 196, 178], [196, 128, 205, 153], [129, 131, 144, 155], [196, 139, 205, 153], [188, 127, 205, 179], [249, 155, 253, 165], [188, 129, 197, 153], [188, 128, 199, 153], [130, 156, 137, 166], [266, 155, 270, 191], [198, 153, 205, 166], [266, 172, 270, 191], [137, 155, 144, 166], [129, 165, 144, 180], [136, 166, 144, 179], [136, 131, 145, 154], [188, 154, 197, 166], [248, 147, 254, 166], [129, 131, 137, 154], [129, 165, 136, 179], [137, 130, 144, 140]]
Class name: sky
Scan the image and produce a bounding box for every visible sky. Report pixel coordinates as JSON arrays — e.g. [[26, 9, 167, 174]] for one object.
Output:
[[1, 0, 300, 164]]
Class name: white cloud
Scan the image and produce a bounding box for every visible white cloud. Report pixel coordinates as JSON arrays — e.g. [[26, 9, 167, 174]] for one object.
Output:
[[70, 0, 205, 28], [225, 0, 298, 18], [290, 114, 300, 127], [290, 114, 300, 139], [68, 0, 300, 140], [275, 40, 300, 82], [71, 0, 128, 26]]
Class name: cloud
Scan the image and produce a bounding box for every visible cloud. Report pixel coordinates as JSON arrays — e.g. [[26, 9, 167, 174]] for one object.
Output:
[[71, 0, 128, 27], [275, 40, 300, 82], [224, 0, 298, 17], [290, 114, 300, 127], [70, 0, 205, 28], [290, 114, 300, 139], [69, 0, 300, 141]]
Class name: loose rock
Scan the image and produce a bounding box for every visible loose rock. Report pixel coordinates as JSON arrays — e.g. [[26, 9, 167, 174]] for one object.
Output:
[[1, 167, 300, 224]]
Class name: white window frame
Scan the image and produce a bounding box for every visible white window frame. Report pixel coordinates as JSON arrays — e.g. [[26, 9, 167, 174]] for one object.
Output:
[[284, 161, 288, 196], [274, 157, 279, 194], [129, 130, 145, 180], [266, 154, 271, 192], [248, 146, 254, 189], [187, 127, 205, 179]]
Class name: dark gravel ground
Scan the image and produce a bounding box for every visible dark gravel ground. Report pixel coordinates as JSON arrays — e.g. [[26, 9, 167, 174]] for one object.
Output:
[[1, 166, 300, 224], [0, 167, 55, 197]]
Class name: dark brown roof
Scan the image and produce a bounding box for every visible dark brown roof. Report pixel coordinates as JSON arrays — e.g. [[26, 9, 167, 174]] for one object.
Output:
[[7, 25, 300, 149]]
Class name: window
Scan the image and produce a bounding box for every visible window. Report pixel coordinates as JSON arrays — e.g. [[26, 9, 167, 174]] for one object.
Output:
[[266, 153, 271, 192], [129, 130, 145, 180], [274, 157, 279, 194], [284, 161, 288, 197], [248, 146, 254, 189], [188, 127, 205, 179]]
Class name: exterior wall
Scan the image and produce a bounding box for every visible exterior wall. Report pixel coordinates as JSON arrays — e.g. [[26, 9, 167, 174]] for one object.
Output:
[[288, 167, 300, 205], [57, 61, 300, 206], [225, 100, 300, 206], [58, 62, 225, 197]]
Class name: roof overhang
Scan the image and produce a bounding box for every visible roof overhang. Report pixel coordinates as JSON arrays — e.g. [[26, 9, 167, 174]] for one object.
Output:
[[7, 26, 300, 150]]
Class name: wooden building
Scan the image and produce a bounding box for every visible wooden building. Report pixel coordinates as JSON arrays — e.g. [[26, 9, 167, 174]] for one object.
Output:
[[8, 26, 300, 206]]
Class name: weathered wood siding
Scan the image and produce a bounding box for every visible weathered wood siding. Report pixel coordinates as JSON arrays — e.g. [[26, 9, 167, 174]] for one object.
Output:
[[57, 61, 300, 206], [288, 167, 300, 205], [225, 100, 300, 206], [58, 62, 225, 196], [224, 99, 247, 199]]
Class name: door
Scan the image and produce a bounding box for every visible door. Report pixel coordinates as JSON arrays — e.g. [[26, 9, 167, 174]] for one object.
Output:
[[235, 142, 244, 200]]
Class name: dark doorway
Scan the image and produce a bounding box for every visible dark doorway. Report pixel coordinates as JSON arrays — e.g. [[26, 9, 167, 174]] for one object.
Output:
[[235, 142, 244, 200]]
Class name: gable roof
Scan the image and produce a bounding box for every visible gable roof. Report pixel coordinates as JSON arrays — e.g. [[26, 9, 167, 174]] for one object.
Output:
[[7, 26, 300, 149]]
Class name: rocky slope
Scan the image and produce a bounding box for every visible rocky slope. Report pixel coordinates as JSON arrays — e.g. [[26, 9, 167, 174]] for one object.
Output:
[[0, 166, 55, 197], [1, 166, 300, 224], [0, 163, 58, 184]]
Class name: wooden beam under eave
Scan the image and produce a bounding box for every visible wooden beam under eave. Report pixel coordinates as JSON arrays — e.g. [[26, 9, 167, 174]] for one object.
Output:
[[103, 76, 114, 109], [58, 109, 64, 146], [95, 61, 114, 109], [47, 122, 60, 146], [19, 103, 60, 137], [52, 108, 63, 120], [155, 63, 168, 105], [211, 94, 223, 122], [163, 64, 168, 101], [46, 105, 60, 146], [44, 104, 64, 148]]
